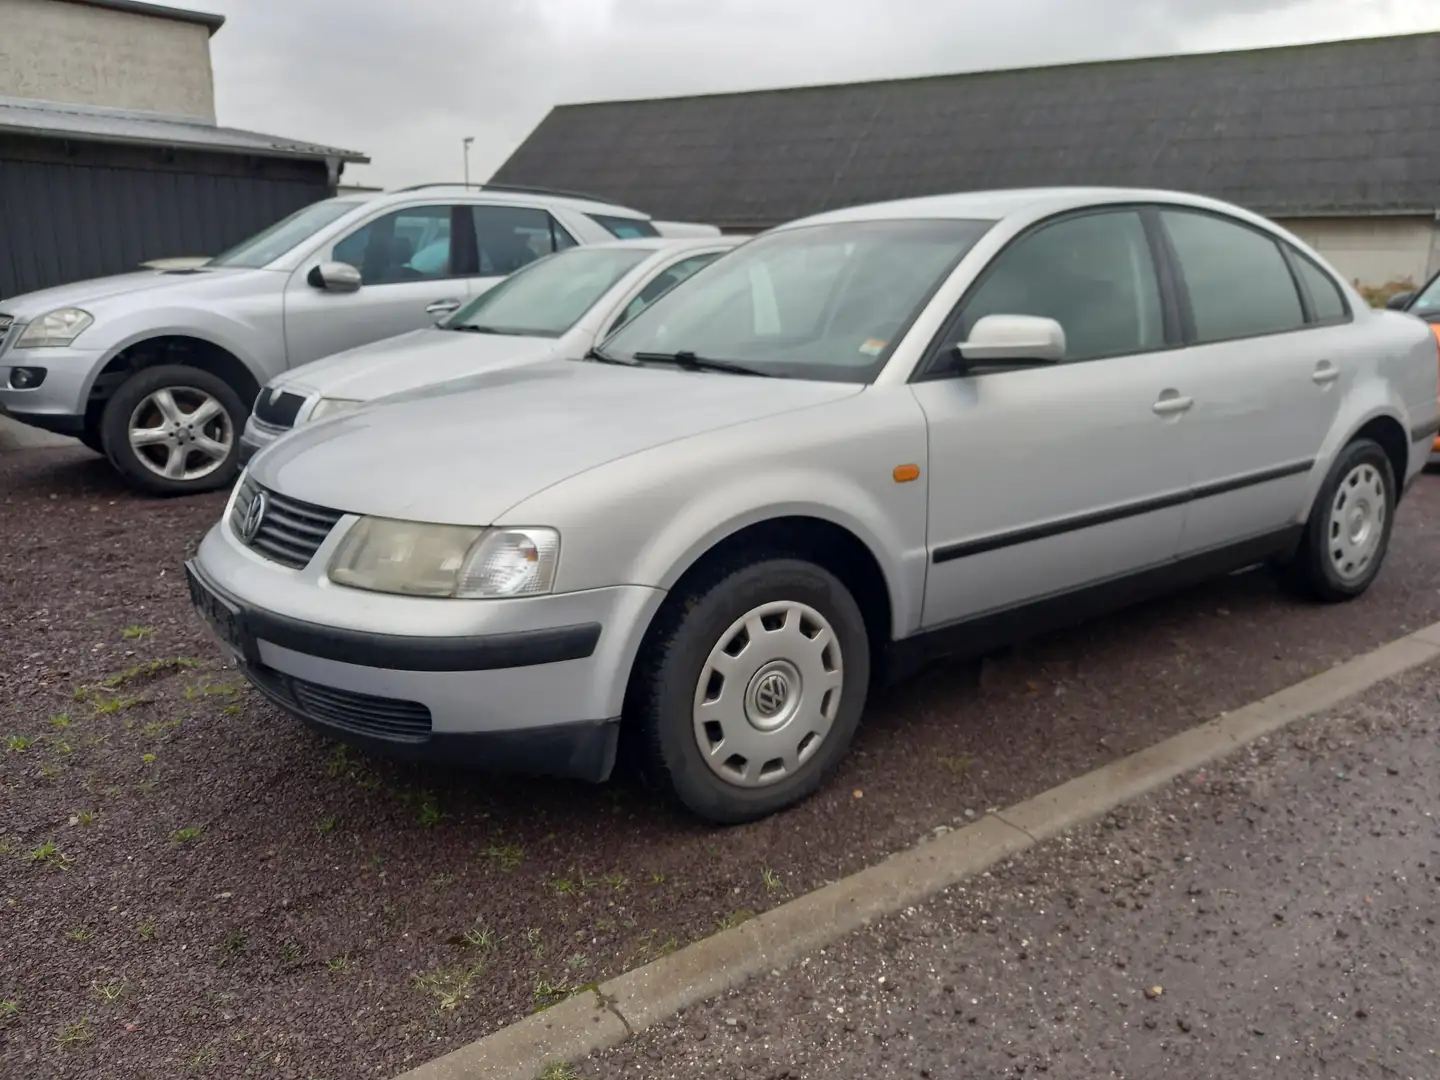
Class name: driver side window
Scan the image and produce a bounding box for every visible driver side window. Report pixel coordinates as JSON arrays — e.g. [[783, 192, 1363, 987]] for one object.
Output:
[[951, 210, 1165, 364], [330, 205, 457, 285]]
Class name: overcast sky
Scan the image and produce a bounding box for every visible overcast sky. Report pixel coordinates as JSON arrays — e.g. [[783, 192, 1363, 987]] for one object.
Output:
[[197, 0, 1436, 189]]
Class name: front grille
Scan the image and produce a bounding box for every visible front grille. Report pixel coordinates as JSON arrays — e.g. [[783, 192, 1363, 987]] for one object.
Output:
[[0, 314, 13, 350], [252, 389, 306, 430], [244, 663, 431, 743], [232, 479, 344, 569]]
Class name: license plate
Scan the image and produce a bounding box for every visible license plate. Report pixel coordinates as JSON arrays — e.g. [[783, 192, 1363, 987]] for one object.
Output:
[[185, 563, 247, 659]]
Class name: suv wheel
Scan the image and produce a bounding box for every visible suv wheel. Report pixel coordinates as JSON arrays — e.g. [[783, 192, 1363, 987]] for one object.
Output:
[[629, 556, 870, 824], [1275, 437, 1396, 602], [100, 365, 245, 496]]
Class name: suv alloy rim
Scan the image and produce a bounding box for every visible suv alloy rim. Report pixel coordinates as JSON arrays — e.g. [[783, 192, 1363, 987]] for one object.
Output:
[[691, 599, 844, 788], [1328, 462, 1386, 581], [127, 387, 234, 481]]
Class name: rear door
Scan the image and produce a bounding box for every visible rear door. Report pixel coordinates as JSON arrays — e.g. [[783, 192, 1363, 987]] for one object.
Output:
[[282, 203, 475, 366], [1156, 208, 1354, 554]]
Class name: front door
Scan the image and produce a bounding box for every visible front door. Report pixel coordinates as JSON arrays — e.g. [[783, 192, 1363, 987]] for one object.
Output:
[[282, 203, 473, 368], [1155, 209, 1350, 554], [912, 208, 1194, 629]]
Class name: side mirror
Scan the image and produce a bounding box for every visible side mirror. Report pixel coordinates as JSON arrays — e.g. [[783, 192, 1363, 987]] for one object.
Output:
[[1385, 291, 1415, 311], [951, 314, 1066, 372], [307, 261, 362, 293]]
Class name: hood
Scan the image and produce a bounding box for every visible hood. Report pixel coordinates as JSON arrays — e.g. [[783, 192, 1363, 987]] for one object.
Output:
[[0, 267, 255, 318], [250, 359, 862, 524], [275, 327, 562, 401]]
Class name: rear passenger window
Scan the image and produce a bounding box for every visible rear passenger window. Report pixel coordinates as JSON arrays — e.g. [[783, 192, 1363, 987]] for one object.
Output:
[[1290, 252, 1349, 323], [471, 206, 577, 276], [1161, 210, 1305, 342], [955, 210, 1164, 362], [588, 213, 660, 239]]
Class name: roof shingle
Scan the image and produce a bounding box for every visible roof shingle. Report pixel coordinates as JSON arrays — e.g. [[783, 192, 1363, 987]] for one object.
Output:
[[491, 32, 1440, 227]]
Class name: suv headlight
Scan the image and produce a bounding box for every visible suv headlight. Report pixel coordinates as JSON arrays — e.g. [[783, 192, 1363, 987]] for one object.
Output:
[[308, 397, 362, 422], [15, 308, 93, 348], [328, 520, 560, 598]]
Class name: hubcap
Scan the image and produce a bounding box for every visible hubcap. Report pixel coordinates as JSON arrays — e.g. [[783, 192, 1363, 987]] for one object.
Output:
[[128, 387, 233, 482], [692, 600, 843, 789], [1328, 463, 1387, 581]]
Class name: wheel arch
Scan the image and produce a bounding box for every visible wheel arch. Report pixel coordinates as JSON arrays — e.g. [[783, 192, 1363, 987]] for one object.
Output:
[[85, 332, 262, 433]]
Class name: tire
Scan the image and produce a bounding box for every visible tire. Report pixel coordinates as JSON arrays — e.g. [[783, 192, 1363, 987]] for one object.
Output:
[[1275, 437, 1396, 603], [99, 365, 246, 497], [628, 555, 870, 825], [77, 424, 105, 455]]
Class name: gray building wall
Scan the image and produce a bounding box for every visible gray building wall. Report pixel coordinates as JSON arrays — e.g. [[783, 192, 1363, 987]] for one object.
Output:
[[0, 0, 215, 120], [1277, 215, 1439, 292]]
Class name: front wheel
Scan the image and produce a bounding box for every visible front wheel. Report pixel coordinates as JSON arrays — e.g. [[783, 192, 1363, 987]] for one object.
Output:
[[629, 556, 870, 825], [100, 365, 246, 497], [1275, 437, 1396, 602]]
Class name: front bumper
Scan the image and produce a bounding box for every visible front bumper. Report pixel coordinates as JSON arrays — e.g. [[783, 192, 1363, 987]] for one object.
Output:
[[0, 344, 105, 428], [238, 414, 288, 466], [186, 519, 666, 780]]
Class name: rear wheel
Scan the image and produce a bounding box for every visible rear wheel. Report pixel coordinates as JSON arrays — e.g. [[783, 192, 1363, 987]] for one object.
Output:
[[629, 556, 870, 825], [100, 365, 245, 497], [1275, 438, 1395, 602]]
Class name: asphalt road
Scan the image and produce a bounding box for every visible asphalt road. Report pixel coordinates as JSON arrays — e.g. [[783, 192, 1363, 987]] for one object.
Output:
[[582, 661, 1440, 1080]]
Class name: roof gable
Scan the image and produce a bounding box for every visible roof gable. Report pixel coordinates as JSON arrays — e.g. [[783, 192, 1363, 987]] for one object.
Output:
[[491, 32, 1440, 226]]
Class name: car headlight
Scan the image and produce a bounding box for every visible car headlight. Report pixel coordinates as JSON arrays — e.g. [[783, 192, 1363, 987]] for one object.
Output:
[[327, 519, 560, 599], [15, 308, 93, 348], [307, 397, 362, 422]]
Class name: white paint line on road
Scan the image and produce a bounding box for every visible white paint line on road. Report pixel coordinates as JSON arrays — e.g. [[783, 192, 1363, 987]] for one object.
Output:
[[393, 620, 1440, 1080]]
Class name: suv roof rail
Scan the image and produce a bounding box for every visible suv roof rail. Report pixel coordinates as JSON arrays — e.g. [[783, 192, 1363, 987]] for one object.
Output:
[[391, 181, 642, 210]]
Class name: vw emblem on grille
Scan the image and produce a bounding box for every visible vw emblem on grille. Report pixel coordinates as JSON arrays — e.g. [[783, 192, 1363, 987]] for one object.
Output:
[[753, 671, 790, 718], [238, 491, 267, 543]]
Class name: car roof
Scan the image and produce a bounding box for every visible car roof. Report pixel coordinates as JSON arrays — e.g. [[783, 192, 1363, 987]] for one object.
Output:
[[778, 186, 1264, 229], [357, 185, 659, 219]]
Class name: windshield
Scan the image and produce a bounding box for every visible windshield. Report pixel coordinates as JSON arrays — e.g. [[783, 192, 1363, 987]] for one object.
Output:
[[598, 219, 993, 382], [1413, 272, 1440, 315], [208, 200, 363, 269], [446, 246, 652, 337]]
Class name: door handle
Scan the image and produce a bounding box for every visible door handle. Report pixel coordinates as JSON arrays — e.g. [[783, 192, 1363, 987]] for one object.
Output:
[[425, 299, 462, 316], [1312, 361, 1340, 386], [1152, 392, 1193, 417]]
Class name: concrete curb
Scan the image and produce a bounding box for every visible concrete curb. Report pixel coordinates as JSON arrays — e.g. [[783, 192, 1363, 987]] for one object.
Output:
[[394, 621, 1440, 1080]]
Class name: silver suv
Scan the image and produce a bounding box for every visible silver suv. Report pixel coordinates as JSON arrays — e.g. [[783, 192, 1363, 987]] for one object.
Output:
[[0, 183, 710, 495], [187, 187, 1440, 824]]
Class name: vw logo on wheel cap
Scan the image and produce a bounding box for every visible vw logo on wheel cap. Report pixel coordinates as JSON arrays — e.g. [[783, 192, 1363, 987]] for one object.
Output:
[[238, 491, 267, 543], [752, 671, 790, 718]]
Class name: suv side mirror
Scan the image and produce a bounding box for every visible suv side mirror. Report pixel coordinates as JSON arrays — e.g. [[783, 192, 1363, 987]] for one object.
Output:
[[1385, 291, 1415, 311], [951, 314, 1066, 373], [307, 261, 362, 293]]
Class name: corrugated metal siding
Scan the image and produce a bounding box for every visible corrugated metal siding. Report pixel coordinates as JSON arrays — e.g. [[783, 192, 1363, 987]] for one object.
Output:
[[0, 150, 329, 299]]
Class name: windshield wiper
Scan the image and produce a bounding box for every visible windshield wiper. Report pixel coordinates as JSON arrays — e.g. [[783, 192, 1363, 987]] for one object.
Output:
[[582, 345, 637, 366], [449, 324, 530, 335], [631, 350, 772, 377]]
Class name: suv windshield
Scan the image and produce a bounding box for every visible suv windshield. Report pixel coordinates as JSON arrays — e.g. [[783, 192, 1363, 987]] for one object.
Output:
[[446, 246, 652, 337], [208, 200, 363, 269], [1412, 272, 1440, 315], [598, 219, 993, 382]]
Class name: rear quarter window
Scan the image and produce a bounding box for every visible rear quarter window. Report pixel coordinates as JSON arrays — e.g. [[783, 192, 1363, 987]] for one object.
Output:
[[587, 213, 660, 239]]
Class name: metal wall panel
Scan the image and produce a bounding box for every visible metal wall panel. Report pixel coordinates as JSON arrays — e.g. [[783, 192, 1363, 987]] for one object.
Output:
[[0, 148, 330, 299]]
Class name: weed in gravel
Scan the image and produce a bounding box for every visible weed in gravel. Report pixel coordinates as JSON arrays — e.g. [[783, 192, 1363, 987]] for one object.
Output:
[[51, 738, 74, 755], [7, 735, 32, 752], [524, 928, 545, 958], [452, 919, 497, 953], [92, 982, 125, 1003], [49, 714, 72, 729], [38, 761, 58, 781], [600, 872, 629, 891], [315, 815, 338, 834], [648, 871, 667, 886], [413, 962, 483, 1011], [484, 843, 524, 873], [324, 743, 379, 789], [416, 796, 444, 827], [279, 938, 305, 965], [627, 928, 680, 966], [0, 998, 19, 1020], [761, 867, 785, 893], [531, 973, 573, 1008], [121, 625, 155, 640], [140, 719, 182, 737], [171, 826, 202, 844], [70, 810, 95, 826], [325, 954, 351, 973], [29, 840, 71, 870], [715, 909, 755, 932], [215, 928, 247, 966], [104, 658, 201, 689], [92, 694, 147, 716], [431, 871, 454, 888], [141, 753, 157, 764], [56, 1017, 90, 1047], [937, 754, 974, 775], [136, 919, 157, 940], [66, 926, 92, 943], [186, 1045, 216, 1071], [538, 1065, 580, 1080]]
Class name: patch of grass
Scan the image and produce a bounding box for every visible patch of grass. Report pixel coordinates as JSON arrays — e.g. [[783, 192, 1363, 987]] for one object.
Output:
[[459, 921, 497, 952], [627, 928, 680, 966], [171, 826, 202, 844], [315, 815, 338, 834], [324, 743, 378, 789], [29, 840, 71, 870], [484, 843, 524, 873], [121, 625, 155, 641], [538, 1065, 580, 1080], [0, 999, 19, 1020], [278, 938, 305, 965], [761, 867, 785, 893], [430, 871, 454, 888], [55, 1017, 90, 1047], [39, 761, 59, 781], [413, 962, 482, 1011], [92, 982, 125, 1003], [186, 1045, 216, 1071], [51, 738, 74, 755], [66, 926, 92, 943], [140, 719, 182, 737], [416, 797, 444, 827], [937, 754, 974, 775], [648, 871, 667, 886], [7, 735, 32, 752], [72, 810, 96, 826], [524, 927, 545, 958], [715, 909, 756, 932], [325, 953, 351, 973], [600, 872, 629, 891], [103, 657, 200, 689], [49, 714, 72, 730], [92, 694, 146, 716], [141, 753, 157, 764], [532, 973, 573, 1008], [137, 919, 157, 940], [215, 928, 247, 966]]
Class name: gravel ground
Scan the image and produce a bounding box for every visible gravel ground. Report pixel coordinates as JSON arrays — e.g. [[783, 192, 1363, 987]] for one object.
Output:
[[1, 447, 1438, 1080], [582, 660, 1440, 1080]]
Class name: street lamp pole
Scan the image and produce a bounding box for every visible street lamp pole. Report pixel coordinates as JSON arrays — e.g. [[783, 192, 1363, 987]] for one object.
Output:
[[462, 136, 474, 188]]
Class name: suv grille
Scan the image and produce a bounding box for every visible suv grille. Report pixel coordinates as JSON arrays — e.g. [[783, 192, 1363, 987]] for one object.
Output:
[[0, 314, 13, 348], [252, 389, 307, 430], [232, 480, 345, 569], [244, 663, 432, 743]]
